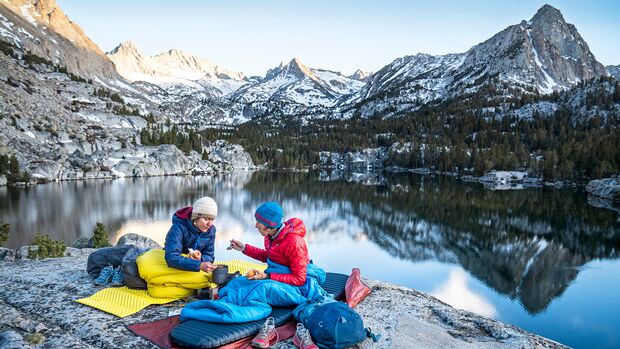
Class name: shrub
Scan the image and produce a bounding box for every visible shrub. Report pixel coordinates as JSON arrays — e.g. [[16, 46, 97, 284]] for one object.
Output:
[[29, 234, 66, 259], [24, 333, 45, 344], [0, 221, 8, 246], [92, 222, 110, 248]]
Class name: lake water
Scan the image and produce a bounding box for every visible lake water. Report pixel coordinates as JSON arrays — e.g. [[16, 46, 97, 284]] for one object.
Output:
[[1, 170, 619, 349]]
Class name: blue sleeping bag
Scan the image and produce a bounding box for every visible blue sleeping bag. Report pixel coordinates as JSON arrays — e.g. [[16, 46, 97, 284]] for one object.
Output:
[[180, 260, 330, 323]]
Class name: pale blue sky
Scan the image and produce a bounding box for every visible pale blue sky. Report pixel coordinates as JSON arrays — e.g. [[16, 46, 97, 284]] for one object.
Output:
[[56, 0, 620, 77]]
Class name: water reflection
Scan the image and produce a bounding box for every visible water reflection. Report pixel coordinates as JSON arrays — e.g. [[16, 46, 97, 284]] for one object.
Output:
[[431, 269, 497, 317], [243, 171, 620, 314], [0, 171, 255, 248], [1, 170, 619, 318]]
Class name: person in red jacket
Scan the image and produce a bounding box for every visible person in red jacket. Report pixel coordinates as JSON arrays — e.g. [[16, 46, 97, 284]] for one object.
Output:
[[229, 202, 310, 286]]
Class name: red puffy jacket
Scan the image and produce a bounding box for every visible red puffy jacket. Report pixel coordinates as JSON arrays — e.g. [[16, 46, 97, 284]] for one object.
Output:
[[243, 218, 309, 286]]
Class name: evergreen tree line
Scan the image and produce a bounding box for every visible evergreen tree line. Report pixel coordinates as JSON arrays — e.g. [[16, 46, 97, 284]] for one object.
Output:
[[0, 154, 31, 184], [216, 78, 620, 182], [139, 123, 207, 158]]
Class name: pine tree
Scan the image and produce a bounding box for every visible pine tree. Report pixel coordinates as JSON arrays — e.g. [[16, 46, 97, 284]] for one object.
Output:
[[0, 154, 9, 175], [0, 221, 9, 246], [8, 155, 19, 176], [92, 222, 110, 248]]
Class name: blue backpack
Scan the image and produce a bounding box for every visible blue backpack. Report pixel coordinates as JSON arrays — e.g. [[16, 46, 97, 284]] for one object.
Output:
[[304, 301, 366, 349]]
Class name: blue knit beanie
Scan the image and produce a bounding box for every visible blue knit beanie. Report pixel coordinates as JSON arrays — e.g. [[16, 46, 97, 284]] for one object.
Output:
[[254, 202, 283, 229]]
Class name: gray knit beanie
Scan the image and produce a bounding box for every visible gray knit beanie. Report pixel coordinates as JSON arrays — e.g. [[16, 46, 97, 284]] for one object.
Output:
[[191, 196, 218, 220]]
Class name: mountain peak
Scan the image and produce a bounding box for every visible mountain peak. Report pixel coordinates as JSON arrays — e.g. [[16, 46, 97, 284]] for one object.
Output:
[[283, 57, 316, 79], [265, 57, 316, 80], [531, 4, 565, 25], [349, 69, 372, 82], [108, 41, 141, 56], [166, 48, 186, 56]]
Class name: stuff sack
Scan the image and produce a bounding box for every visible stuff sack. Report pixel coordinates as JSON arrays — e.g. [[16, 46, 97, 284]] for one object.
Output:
[[345, 267, 371, 308], [305, 301, 366, 349], [87, 245, 133, 279], [121, 246, 151, 289]]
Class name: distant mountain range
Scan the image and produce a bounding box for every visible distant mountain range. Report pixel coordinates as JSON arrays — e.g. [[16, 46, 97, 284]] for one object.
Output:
[[0, 0, 618, 179], [2, 1, 614, 123], [104, 4, 611, 122]]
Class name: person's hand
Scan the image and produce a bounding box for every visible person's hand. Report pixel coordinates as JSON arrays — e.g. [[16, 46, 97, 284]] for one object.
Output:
[[189, 249, 202, 260], [247, 269, 268, 280], [200, 262, 216, 272], [229, 239, 245, 251]]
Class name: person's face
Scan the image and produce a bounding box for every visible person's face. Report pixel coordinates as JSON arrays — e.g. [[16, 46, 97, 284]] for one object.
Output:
[[195, 216, 214, 232], [255, 221, 273, 237]]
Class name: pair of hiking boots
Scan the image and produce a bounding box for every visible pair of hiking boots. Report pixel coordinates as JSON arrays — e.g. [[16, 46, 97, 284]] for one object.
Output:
[[93, 265, 124, 287], [251, 318, 318, 349]]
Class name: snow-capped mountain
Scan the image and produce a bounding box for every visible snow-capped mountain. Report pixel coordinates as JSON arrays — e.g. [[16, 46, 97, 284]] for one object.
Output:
[[220, 58, 364, 122], [341, 4, 607, 119], [107, 41, 248, 95], [230, 58, 364, 106], [460, 4, 605, 93], [349, 69, 372, 82], [1, 1, 612, 128]]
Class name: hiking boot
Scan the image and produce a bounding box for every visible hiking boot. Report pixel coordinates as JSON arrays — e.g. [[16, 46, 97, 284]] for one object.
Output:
[[93, 265, 114, 286], [293, 323, 318, 349], [110, 266, 124, 287], [251, 317, 277, 348]]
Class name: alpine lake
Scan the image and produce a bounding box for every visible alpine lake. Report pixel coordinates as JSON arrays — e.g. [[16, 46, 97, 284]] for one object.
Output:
[[1, 170, 619, 349]]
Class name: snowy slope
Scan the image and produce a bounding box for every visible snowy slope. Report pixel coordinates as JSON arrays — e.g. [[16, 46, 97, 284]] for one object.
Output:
[[230, 58, 363, 107], [339, 5, 606, 119], [107, 41, 248, 95]]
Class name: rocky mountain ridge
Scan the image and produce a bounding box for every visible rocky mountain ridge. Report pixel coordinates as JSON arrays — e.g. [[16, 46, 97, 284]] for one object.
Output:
[[109, 4, 610, 123], [107, 41, 247, 94], [0, 0, 122, 82], [339, 4, 608, 119], [1, 1, 618, 182]]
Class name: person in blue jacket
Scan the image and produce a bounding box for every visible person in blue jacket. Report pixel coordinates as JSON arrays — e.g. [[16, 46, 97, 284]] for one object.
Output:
[[164, 196, 218, 273]]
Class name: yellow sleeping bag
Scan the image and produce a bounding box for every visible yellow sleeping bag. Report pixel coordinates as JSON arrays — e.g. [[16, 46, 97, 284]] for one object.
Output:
[[136, 249, 267, 298]]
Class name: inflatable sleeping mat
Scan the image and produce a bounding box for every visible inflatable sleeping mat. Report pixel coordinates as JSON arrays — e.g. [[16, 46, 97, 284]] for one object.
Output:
[[170, 272, 350, 349]]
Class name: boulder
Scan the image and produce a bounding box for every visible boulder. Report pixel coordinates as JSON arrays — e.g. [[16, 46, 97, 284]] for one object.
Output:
[[16, 246, 35, 260], [116, 233, 161, 250], [586, 178, 620, 202], [319, 148, 388, 171], [72, 236, 94, 248], [26, 158, 66, 182], [204, 140, 255, 170], [0, 247, 16, 262], [63, 247, 84, 257]]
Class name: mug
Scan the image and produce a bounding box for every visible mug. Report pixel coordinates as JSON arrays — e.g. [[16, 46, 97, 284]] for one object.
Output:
[[211, 264, 229, 285]]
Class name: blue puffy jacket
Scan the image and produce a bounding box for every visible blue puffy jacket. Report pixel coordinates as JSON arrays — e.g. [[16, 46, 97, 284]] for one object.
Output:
[[164, 206, 216, 271]]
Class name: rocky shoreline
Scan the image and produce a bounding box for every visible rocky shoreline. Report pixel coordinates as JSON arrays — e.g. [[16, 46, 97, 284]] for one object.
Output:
[[0, 247, 567, 349]]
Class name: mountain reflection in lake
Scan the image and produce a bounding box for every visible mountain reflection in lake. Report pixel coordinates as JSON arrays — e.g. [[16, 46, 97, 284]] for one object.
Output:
[[1, 171, 619, 349]]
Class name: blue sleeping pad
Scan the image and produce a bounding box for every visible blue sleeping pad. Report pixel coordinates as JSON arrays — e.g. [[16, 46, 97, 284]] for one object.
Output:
[[170, 272, 349, 349]]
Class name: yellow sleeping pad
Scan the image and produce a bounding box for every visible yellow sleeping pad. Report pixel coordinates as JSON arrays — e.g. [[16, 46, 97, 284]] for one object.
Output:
[[137, 249, 267, 298], [75, 287, 179, 318]]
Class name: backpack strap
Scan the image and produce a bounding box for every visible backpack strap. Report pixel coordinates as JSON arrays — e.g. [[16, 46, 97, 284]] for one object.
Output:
[[365, 327, 381, 342]]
